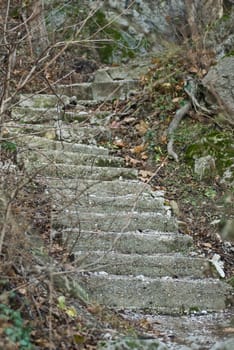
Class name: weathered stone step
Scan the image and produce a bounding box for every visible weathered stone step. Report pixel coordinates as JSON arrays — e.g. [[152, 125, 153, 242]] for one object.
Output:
[[53, 209, 176, 232], [94, 65, 149, 82], [50, 192, 167, 213], [47, 178, 155, 197], [26, 162, 137, 180], [11, 107, 108, 124], [18, 94, 62, 108], [57, 80, 139, 102], [16, 135, 109, 155], [78, 274, 232, 314], [17, 93, 105, 110], [74, 251, 216, 279], [12, 107, 59, 124], [6, 122, 111, 144], [61, 230, 192, 254], [19, 149, 125, 168], [5, 122, 57, 138]]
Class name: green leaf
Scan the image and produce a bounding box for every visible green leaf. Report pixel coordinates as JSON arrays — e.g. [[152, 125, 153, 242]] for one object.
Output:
[[57, 295, 66, 310]]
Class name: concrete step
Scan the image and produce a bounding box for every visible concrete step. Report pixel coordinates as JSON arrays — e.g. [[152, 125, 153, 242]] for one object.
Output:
[[54, 123, 112, 145], [11, 107, 109, 125], [16, 135, 109, 155], [50, 192, 167, 213], [53, 210, 176, 232], [47, 178, 155, 196], [18, 94, 62, 108], [78, 274, 232, 314], [5, 122, 57, 138], [60, 230, 195, 254], [12, 107, 60, 124], [57, 80, 139, 102], [61, 230, 194, 256], [6, 122, 111, 145], [94, 65, 149, 82], [74, 251, 217, 279], [19, 149, 125, 168], [26, 162, 138, 180]]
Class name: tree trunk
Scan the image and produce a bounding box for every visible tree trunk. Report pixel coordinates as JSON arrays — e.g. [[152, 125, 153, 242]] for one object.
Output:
[[25, 0, 49, 57]]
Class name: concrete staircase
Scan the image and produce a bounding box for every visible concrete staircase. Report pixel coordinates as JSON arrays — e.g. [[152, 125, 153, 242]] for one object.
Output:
[[9, 64, 232, 315]]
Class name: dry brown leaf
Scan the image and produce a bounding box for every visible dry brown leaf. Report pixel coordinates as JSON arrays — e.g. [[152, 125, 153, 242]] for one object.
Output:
[[113, 139, 125, 148], [188, 66, 199, 73], [201, 69, 207, 76], [123, 116, 135, 123], [161, 82, 171, 88], [135, 120, 148, 135], [110, 120, 121, 129], [18, 288, 27, 295], [87, 304, 102, 314], [172, 97, 182, 103], [141, 152, 148, 160], [125, 155, 142, 166], [131, 143, 146, 154], [202, 242, 212, 248], [160, 135, 167, 144], [139, 170, 153, 181]]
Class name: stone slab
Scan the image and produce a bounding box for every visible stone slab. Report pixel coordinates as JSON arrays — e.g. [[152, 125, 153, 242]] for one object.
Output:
[[16, 135, 109, 155], [12, 107, 59, 123], [57, 80, 140, 102], [74, 251, 216, 279], [53, 209, 176, 232], [12, 107, 101, 124], [46, 178, 154, 194], [92, 80, 139, 101], [78, 274, 232, 314], [50, 192, 166, 213], [18, 94, 61, 108], [59, 230, 194, 255], [26, 162, 138, 180], [57, 83, 93, 100], [20, 149, 125, 168]]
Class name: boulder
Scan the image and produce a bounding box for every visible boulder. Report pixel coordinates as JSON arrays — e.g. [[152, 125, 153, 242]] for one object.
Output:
[[202, 57, 234, 124]]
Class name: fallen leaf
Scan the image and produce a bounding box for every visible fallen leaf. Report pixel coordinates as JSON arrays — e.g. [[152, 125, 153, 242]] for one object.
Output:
[[160, 135, 167, 144], [125, 155, 142, 166], [188, 66, 198, 73], [172, 97, 182, 103], [87, 304, 102, 314], [135, 120, 148, 135], [201, 69, 207, 76], [113, 139, 125, 148], [73, 334, 86, 344], [139, 170, 154, 182], [202, 242, 212, 249], [123, 116, 135, 123], [161, 82, 171, 88], [110, 120, 121, 129], [18, 288, 27, 295], [66, 306, 77, 318], [131, 144, 146, 154], [141, 152, 148, 160]]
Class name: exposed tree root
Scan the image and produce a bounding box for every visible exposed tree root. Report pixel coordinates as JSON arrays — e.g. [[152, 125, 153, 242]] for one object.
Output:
[[166, 77, 213, 162], [167, 101, 191, 162]]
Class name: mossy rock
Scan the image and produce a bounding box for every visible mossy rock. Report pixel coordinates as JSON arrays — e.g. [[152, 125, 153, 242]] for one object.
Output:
[[184, 130, 234, 176]]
